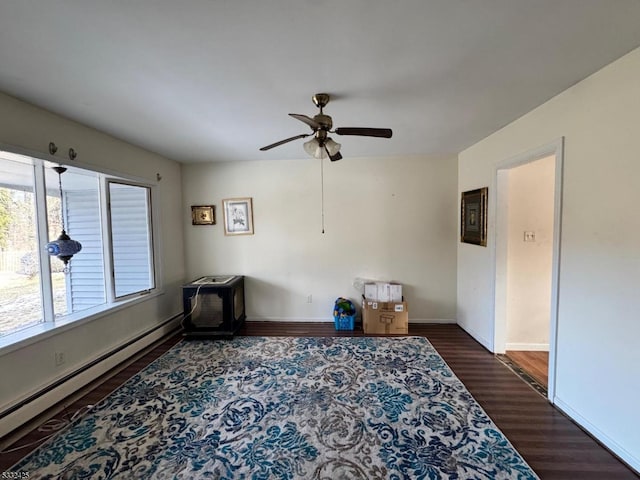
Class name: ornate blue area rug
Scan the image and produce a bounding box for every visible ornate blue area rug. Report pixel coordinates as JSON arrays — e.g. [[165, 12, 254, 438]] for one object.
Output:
[[11, 336, 538, 479]]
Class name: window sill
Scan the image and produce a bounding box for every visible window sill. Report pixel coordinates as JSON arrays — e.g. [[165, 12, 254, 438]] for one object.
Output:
[[0, 289, 165, 357]]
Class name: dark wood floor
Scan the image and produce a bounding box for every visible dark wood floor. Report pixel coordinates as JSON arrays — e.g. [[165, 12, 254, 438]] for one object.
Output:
[[1, 322, 637, 479], [506, 350, 549, 388]]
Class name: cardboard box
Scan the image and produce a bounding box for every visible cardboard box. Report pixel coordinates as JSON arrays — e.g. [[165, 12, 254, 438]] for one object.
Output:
[[364, 282, 403, 302], [362, 296, 408, 335]]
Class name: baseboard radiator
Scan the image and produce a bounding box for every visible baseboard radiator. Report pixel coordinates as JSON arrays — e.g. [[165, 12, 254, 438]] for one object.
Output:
[[0, 315, 181, 440]]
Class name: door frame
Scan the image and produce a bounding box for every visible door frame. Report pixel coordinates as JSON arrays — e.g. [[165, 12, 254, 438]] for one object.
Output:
[[492, 138, 564, 403]]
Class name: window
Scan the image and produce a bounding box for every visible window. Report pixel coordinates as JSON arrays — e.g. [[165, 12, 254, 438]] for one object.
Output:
[[0, 157, 43, 335], [108, 182, 155, 298], [0, 149, 159, 342], [46, 166, 105, 317]]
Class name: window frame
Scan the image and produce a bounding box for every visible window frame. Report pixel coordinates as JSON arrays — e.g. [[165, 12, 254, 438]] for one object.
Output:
[[0, 143, 163, 353], [105, 179, 157, 301]]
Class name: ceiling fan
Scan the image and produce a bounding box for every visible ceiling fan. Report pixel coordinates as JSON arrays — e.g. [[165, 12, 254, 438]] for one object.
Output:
[[259, 93, 392, 161]]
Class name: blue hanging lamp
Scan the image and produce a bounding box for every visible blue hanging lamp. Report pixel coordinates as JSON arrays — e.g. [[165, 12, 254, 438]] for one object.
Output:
[[46, 166, 82, 267]]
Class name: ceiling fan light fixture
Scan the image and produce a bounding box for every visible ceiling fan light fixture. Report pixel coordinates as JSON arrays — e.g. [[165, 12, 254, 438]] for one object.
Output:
[[325, 138, 341, 156], [303, 138, 322, 159], [303, 137, 341, 159]]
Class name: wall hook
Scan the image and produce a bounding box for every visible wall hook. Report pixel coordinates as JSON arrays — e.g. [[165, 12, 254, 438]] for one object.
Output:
[[156, 173, 162, 182], [68, 148, 77, 160], [48, 142, 58, 155]]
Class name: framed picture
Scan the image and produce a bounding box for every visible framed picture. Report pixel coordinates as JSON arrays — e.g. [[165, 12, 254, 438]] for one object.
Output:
[[222, 197, 254, 235], [461, 187, 488, 246], [191, 205, 215, 225]]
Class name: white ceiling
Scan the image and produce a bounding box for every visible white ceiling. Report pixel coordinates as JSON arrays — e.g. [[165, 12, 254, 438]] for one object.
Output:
[[1, 1, 639, 164]]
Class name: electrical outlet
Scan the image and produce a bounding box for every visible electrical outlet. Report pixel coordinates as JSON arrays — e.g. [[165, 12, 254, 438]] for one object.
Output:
[[307, 294, 313, 304], [524, 231, 536, 242], [55, 352, 65, 366]]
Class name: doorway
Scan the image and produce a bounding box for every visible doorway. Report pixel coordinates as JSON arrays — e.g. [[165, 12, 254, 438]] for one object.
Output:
[[493, 139, 563, 402]]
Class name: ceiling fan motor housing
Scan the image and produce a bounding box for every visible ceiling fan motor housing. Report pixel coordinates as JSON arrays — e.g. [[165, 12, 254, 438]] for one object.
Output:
[[315, 129, 328, 144], [313, 114, 332, 132]]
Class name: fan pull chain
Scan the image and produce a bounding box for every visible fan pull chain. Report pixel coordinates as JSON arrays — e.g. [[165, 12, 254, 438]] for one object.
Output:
[[320, 157, 325, 234]]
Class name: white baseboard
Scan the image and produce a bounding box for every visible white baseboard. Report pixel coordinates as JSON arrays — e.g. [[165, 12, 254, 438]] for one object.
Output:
[[0, 316, 181, 439], [409, 318, 457, 324], [505, 342, 549, 351], [246, 317, 330, 323], [457, 322, 493, 352], [554, 398, 639, 474], [246, 317, 457, 324]]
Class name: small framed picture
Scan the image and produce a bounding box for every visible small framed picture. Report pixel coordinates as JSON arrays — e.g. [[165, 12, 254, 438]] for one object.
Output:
[[461, 187, 488, 246], [191, 205, 215, 225], [222, 197, 254, 235]]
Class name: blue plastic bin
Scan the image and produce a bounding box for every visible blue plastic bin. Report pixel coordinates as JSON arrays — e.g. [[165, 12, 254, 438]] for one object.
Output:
[[334, 314, 356, 330], [333, 297, 356, 330]]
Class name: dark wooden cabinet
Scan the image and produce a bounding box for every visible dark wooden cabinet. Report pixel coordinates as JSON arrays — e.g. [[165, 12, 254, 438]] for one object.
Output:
[[182, 275, 246, 337]]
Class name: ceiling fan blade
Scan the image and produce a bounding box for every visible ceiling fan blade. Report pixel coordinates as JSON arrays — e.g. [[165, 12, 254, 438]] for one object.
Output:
[[259, 133, 310, 151], [289, 113, 321, 130], [334, 127, 393, 138]]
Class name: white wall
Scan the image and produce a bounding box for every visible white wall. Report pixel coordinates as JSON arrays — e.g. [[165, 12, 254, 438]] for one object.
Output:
[[506, 156, 554, 350], [182, 155, 458, 322], [458, 47, 640, 470], [0, 92, 185, 431]]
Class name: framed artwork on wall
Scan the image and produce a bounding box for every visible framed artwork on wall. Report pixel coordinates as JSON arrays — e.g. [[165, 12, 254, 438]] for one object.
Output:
[[191, 205, 215, 225], [222, 197, 254, 235], [461, 187, 488, 246]]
